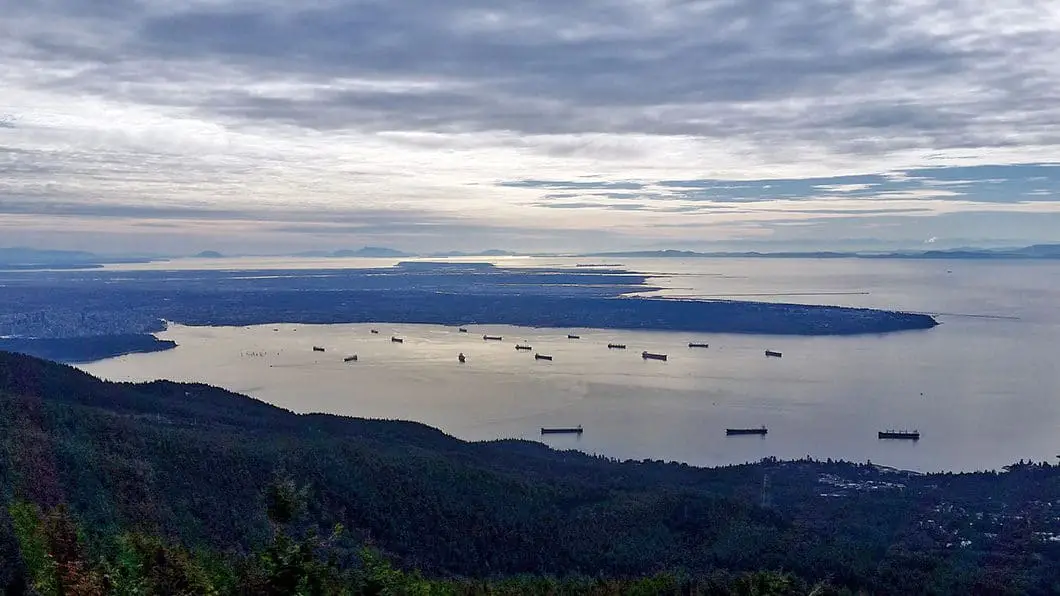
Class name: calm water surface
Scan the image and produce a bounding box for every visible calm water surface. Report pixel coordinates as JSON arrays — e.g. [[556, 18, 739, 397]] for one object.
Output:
[[81, 258, 1060, 472]]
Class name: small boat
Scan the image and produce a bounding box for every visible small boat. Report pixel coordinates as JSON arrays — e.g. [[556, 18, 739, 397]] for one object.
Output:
[[726, 426, 767, 436], [642, 351, 667, 361], [567, 334, 581, 339], [458, 327, 468, 333], [458, 352, 466, 363], [391, 337, 404, 343], [370, 329, 379, 334], [483, 335, 503, 341], [343, 355, 358, 363], [541, 426, 582, 435], [312, 346, 326, 352], [765, 350, 782, 358], [607, 343, 627, 349], [878, 430, 920, 440], [515, 344, 533, 351], [688, 342, 710, 348], [535, 354, 553, 361]]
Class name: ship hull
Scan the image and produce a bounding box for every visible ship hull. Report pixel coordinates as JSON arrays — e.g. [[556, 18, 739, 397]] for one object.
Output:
[[541, 428, 582, 434], [878, 432, 920, 440], [726, 428, 767, 436]]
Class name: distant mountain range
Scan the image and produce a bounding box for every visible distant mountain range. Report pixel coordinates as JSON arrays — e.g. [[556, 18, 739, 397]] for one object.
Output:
[[0, 247, 99, 265], [0, 247, 153, 268], [290, 247, 518, 258], [5, 244, 1059, 267], [581, 244, 1060, 260], [426, 249, 518, 257], [292, 246, 413, 258]]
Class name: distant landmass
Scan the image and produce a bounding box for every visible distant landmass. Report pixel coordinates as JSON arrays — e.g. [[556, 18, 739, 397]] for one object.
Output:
[[427, 249, 519, 257], [193, 250, 225, 258], [333, 246, 411, 257], [294, 246, 413, 258], [291, 247, 514, 258], [0, 263, 938, 362], [0, 334, 176, 363], [0, 247, 155, 268], [585, 244, 1060, 260], [0, 247, 99, 266]]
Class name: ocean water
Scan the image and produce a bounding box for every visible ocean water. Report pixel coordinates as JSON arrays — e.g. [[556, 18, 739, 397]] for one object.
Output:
[[80, 257, 1060, 472]]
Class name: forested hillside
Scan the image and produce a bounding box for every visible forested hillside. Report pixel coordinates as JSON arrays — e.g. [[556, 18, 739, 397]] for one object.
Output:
[[1, 350, 1058, 594]]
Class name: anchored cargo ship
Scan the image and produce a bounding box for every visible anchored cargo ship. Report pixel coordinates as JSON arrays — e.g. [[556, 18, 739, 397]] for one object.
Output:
[[688, 342, 710, 348], [483, 335, 503, 341], [541, 426, 582, 434], [726, 426, 767, 436], [878, 430, 920, 440], [641, 351, 667, 361], [765, 350, 782, 358], [535, 354, 553, 361], [607, 343, 627, 349]]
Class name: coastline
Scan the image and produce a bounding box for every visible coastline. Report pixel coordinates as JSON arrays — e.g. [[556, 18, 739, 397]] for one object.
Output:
[[0, 334, 177, 364], [8, 296, 939, 364]]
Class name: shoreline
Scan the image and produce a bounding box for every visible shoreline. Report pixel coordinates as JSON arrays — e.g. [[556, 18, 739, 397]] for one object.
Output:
[[32, 300, 938, 364], [0, 334, 177, 364]]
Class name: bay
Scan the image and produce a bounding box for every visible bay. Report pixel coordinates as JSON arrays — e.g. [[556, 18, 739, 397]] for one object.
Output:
[[80, 257, 1060, 472]]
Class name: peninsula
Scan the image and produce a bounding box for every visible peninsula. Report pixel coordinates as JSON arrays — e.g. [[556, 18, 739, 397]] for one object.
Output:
[[0, 262, 936, 362]]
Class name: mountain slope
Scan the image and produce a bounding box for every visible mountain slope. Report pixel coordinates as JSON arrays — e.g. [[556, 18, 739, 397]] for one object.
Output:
[[1, 350, 1059, 594], [0, 351, 788, 580]]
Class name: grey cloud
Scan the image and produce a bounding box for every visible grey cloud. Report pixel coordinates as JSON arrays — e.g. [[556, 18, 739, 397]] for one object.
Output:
[[506, 164, 1060, 205], [531, 201, 650, 211], [0, 195, 476, 231], [9, 0, 1058, 148], [4, 0, 1060, 252]]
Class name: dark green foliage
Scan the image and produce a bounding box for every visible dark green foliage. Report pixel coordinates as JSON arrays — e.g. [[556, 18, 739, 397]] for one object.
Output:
[[2, 350, 1060, 594], [6, 495, 817, 595]]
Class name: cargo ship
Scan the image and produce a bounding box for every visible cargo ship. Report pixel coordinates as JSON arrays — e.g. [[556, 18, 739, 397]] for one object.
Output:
[[391, 337, 404, 343], [312, 346, 325, 352], [535, 354, 553, 361], [370, 329, 379, 334], [515, 344, 533, 351], [607, 343, 627, 349], [726, 426, 767, 436], [541, 426, 582, 435], [483, 335, 503, 341], [878, 430, 920, 440], [343, 355, 358, 362], [458, 352, 466, 363], [567, 334, 581, 339], [688, 342, 710, 348], [765, 350, 782, 358], [458, 327, 468, 333], [641, 351, 667, 361]]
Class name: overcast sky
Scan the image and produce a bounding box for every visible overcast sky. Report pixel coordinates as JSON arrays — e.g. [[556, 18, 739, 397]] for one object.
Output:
[[2, 0, 1059, 254]]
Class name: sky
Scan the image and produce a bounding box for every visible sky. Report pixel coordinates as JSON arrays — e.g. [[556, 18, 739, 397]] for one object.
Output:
[[2, 0, 1059, 255]]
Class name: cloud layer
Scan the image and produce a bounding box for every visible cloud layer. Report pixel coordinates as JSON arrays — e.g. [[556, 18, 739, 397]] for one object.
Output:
[[2, 0, 1059, 252]]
